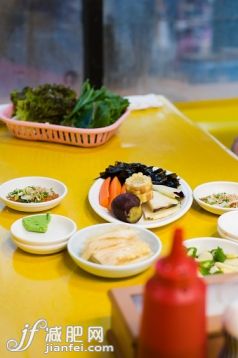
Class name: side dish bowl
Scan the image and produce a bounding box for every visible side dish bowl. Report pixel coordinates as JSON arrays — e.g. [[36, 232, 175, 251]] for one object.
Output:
[[184, 237, 238, 257], [0, 176, 67, 212], [11, 214, 77, 246], [218, 211, 238, 241], [193, 181, 238, 215], [67, 223, 162, 278], [11, 239, 68, 255]]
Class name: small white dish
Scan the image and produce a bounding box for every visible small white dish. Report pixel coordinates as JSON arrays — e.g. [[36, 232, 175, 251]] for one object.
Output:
[[218, 211, 238, 241], [184, 237, 238, 257], [12, 238, 67, 255], [67, 223, 162, 278], [11, 214, 77, 246], [88, 177, 193, 229], [0, 176, 67, 212], [193, 181, 238, 215], [217, 226, 238, 242]]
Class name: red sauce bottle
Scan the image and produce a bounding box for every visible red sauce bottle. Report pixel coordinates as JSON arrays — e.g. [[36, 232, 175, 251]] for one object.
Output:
[[138, 228, 206, 358]]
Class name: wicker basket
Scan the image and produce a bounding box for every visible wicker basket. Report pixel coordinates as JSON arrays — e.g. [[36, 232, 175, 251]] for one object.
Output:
[[0, 104, 130, 148]]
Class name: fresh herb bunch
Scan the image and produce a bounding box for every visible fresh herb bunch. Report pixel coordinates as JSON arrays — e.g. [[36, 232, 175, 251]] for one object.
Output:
[[99, 161, 181, 188], [11, 84, 77, 124], [62, 80, 129, 128], [10, 81, 128, 129]]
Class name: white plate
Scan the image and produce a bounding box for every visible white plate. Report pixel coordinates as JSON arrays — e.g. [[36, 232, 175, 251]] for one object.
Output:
[[193, 181, 238, 215], [0, 176, 67, 212], [11, 214, 77, 246], [88, 177, 193, 229], [67, 223, 162, 278], [12, 238, 68, 255]]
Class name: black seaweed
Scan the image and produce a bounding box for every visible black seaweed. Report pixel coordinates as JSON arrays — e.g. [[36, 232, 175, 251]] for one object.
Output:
[[99, 161, 181, 188]]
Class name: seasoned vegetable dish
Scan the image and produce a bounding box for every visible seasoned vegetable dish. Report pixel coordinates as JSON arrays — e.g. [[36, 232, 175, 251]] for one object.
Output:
[[200, 193, 238, 208], [7, 186, 59, 203], [187, 246, 238, 275]]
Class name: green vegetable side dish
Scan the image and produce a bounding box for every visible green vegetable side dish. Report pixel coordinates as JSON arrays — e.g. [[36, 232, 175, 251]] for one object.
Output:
[[22, 213, 51, 233], [7, 186, 59, 203], [11, 84, 76, 124], [200, 192, 238, 208], [10, 81, 129, 129], [187, 246, 238, 276]]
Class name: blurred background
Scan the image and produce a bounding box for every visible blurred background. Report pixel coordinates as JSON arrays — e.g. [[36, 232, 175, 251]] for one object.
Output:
[[1, 0, 238, 102]]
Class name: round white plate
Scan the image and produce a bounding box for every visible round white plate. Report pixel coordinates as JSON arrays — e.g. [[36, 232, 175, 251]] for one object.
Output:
[[0, 176, 67, 212], [88, 177, 193, 229], [67, 223, 162, 278], [11, 214, 77, 246], [12, 238, 68, 255], [193, 181, 238, 215]]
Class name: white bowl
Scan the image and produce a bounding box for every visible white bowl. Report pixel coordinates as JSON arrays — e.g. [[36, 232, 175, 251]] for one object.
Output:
[[184, 237, 238, 257], [193, 181, 238, 215], [67, 223, 162, 278], [218, 211, 238, 241], [0, 176, 67, 212], [11, 214, 77, 246], [217, 226, 238, 242], [12, 238, 68, 255]]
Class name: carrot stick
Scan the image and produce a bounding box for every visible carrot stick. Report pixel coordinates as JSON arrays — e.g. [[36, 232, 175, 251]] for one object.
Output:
[[108, 176, 122, 209], [99, 177, 111, 208], [121, 183, 126, 194]]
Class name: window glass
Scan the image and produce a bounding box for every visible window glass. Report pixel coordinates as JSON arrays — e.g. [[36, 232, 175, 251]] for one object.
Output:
[[1, 1, 238, 103], [104, 0, 238, 101], [0, 0, 82, 102]]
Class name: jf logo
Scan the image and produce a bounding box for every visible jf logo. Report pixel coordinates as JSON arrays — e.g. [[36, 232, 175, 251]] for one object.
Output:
[[6, 319, 48, 352]]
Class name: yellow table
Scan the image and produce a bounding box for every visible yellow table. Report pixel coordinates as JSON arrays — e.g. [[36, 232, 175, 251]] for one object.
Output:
[[0, 97, 237, 358], [177, 98, 238, 149]]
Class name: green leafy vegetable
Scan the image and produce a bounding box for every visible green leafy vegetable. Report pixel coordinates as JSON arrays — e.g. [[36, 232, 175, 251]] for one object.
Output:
[[10, 81, 128, 129], [62, 80, 129, 128], [11, 84, 77, 124], [187, 247, 197, 258], [211, 247, 227, 263], [199, 260, 214, 276]]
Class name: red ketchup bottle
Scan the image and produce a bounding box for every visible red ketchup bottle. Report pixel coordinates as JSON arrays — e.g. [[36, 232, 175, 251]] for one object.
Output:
[[138, 228, 206, 358]]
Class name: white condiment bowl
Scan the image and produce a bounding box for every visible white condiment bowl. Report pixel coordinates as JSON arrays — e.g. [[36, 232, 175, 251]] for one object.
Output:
[[218, 211, 238, 241], [12, 238, 68, 255], [193, 181, 238, 215], [67, 223, 162, 278], [0, 176, 67, 212], [184, 237, 238, 257], [11, 214, 77, 246]]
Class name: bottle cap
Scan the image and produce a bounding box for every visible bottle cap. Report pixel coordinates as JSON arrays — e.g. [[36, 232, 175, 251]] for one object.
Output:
[[155, 228, 198, 285]]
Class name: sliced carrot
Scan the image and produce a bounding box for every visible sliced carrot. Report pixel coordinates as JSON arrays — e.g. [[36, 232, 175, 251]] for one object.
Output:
[[121, 183, 126, 194], [108, 176, 122, 209], [99, 177, 111, 208]]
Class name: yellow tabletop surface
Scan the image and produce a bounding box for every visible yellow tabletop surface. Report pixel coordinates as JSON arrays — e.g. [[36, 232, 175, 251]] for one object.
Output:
[[0, 97, 237, 358], [176, 98, 238, 148]]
